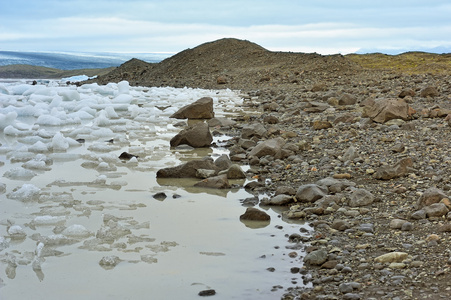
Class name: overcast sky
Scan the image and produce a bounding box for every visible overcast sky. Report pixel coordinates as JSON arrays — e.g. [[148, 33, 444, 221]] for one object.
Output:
[[1, 0, 450, 54]]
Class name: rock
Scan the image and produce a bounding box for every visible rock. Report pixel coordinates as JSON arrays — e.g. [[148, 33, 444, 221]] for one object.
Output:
[[295, 184, 327, 203], [241, 123, 267, 139], [423, 203, 449, 218], [153, 192, 167, 200], [194, 174, 230, 189], [349, 188, 375, 207], [7, 225, 27, 239], [311, 82, 327, 92], [199, 289, 216, 296], [418, 187, 448, 208], [374, 252, 408, 263], [304, 249, 328, 265], [374, 157, 413, 180], [214, 154, 233, 171], [362, 98, 412, 123], [170, 97, 214, 119], [342, 146, 358, 162], [399, 88, 415, 98], [411, 209, 426, 220], [420, 86, 439, 98], [338, 93, 357, 106], [118, 152, 139, 160], [226, 164, 246, 179], [99, 255, 121, 269], [339, 282, 354, 294], [389, 219, 407, 229], [156, 158, 218, 178], [170, 122, 213, 148], [216, 76, 227, 84], [207, 117, 236, 128], [401, 222, 414, 231], [332, 219, 351, 231], [239, 207, 271, 221], [261, 194, 293, 205], [196, 169, 216, 179], [312, 120, 333, 130], [248, 137, 286, 159]]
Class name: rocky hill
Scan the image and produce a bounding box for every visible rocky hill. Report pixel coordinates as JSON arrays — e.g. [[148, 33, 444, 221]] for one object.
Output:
[[87, 38, 451, 90]]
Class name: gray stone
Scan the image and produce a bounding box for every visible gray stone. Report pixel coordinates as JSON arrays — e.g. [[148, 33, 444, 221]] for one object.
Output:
[[214, 154, 232, 171], [207, 117, 236, 127], [226, 164, 246, 179], [349, 188, 375, 207], [248, 137, 286, 159], [170, 122, 213, 148], [241, 123, 267, 139], [332, 219, 351, 231], [389, 219, 407, 229], [295, 184, 327, 203], [411, 209, 426, 220], [374, 157, 413, 180], [304, 249, 328, 265], [261, 194, 294, 205], [338, 93, 357, 106], [170, 97, 214, 119], [401, 222, 414, 231], [339, 283, 354, 293]]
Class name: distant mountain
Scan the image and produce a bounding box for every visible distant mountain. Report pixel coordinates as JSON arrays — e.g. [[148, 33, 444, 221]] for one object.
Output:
[[0, 51, 172, 70], [355, 45, 451, 55]]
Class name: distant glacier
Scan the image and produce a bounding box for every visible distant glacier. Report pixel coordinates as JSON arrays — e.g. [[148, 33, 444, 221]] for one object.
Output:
[[0, 51, 173, 70]]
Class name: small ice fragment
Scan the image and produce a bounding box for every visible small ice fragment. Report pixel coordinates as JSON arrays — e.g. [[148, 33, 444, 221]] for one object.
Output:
[[52, 132, 69, 151], [3, 167, 37, 180], [62, 224, 93, 238], [141, 254, 158, 264], [99, 256, 121, 269], [8, 225, 27, 239], [32, 216, 66, 226], [7, 183, 41, 201]]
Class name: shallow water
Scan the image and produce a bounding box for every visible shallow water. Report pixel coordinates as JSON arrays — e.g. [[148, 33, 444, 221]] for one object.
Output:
[[0, 81, 310, 299]]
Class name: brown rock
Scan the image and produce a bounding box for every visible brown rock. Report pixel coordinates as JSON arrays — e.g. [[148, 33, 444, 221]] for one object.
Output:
[[338, 93, 357, 105], [420, 86, 439, 98], [374, 157, 413, 180], [239, 207, 271, 221], [216, 76, 227, 84], [170, 122, 213, 148], [248, 137, 286, 159], [423, 203, 449, 218], [170, 97, 214, 119], [399, 88, 415, 98], [194, 174, 230, 189], [156, 158, 218, 178], [418, 187, 448, 208], [312, 120, 333, 130], [363, 98, 412, 123]]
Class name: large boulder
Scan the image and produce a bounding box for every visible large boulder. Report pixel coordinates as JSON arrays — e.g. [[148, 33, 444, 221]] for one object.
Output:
[[156, 158, 218, 178], [170, 97, 214, 119], [248, 137, 286, 159], [170, 122, 212, 148], [363, 98, 413, 123]]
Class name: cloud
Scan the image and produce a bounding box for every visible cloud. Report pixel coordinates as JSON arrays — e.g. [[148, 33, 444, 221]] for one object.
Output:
[[1, 15, 450, 54]]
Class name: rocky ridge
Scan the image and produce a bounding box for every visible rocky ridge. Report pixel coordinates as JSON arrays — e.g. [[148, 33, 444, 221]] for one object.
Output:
[[90, 38, 451, 299]]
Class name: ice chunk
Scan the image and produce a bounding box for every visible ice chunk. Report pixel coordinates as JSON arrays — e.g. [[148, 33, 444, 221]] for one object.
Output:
[[3, 167, 37, 180], [32, 216, 66, 226], [91, 128, 115, 138], [28, 141, 50, 153], [8, 225, 27, 239], [94, 110, 110, 126], [58, 89, 80, 101], [51, 132, 69, 151], [36, 114, 62, 126], [0, 112, 17, 130], [0, 182, 6, 194], [0, 236, 9, 251], [117, 80, 130, 94], [7, 183, 41, 201], [22, 159, 51, 170], [62, 224, 93, 238], [105, 106, 119, 119], [112, 94, 133, 104]]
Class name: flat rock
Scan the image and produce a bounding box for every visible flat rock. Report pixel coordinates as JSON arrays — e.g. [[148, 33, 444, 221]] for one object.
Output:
[[156, 158, 218, 178], [374, 252, 408, 263], [248, 137, 286, 159], [261, 194, 294, 205], [194, 174, 230, 189]]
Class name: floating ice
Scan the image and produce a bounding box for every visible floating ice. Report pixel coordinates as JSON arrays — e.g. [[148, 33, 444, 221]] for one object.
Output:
[[28, 141, 50, 153], [0, 182, 6, 194], [58, 89, 80, 101], [32, 216, 66, 226], [0, 236, 9, 251], [117, 80, 130, 94], [51, 132, 69, 151], [99, 255, 121, 269], [7, 183, 41, 201], [37, 114, 62, 126], [3, 167, 37, 180], [0, 112, 18, 130], [7, 225, 27, 239], [62, 224, 93, 238]]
